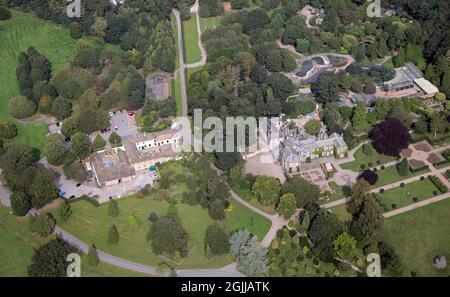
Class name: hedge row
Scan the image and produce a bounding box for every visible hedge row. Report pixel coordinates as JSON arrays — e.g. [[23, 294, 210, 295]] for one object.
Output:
[[428, 176, 448, 194]]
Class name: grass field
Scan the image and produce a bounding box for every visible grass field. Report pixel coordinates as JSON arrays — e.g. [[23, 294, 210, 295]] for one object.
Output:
[[341, 144, 395, 172], [200, 16, 222, 32], [183, 13, 201, 64], [378, 178, 439, 211], [57, 193, 269, 269], [225, 199, 271, 240], [0, 205, 147, 277], [375, 164, 430, 187], [57, 197, 232, 269], [171, 15, 180, 71], [382, 198, 450, 276], [0, 10, 91, 154], [329, 204, 352, 222]]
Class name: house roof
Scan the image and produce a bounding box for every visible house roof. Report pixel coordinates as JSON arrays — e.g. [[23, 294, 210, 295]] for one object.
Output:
[[281, 132, 347, 162], [123, 138, 179, 164], [414, 78, 439, 94], [90, 150, 136, 184]]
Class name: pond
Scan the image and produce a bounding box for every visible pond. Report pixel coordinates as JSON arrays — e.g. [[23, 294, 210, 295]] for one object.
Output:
[[296, 60, 314, 77]]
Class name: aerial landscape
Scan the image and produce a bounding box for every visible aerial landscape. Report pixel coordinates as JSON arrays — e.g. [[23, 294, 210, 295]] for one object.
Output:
[[0, 0, 449, 280]]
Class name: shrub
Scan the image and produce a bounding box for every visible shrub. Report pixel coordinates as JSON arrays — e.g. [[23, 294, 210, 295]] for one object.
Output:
[[0, 121, 18, 139], [128, 214, 142, 227], [400, 183, 405, 188], [63, 160, 86, 182], [204, 223, 230, 256], [420, 176, 425, 181], [108, 200, 120, 217], [435, 92, 446, 101], [381, 165, 385, 170], [368, 162, 373, 167], [0, 6, 11, 20], [358, 170, 378, 185], [69, 22, 82, 39], [428, 176, 448, 193], [360, 164, 366, 170], [391, 204, 397, 209], [433, 190, 438, 196], [10, 191, 32, 216], [9, 95, 37, 119], [380, 189, 385, 193], [93, 134, 106, 151], [376, 160, 381, 165], [412, 197, 418, 203], [31, 213, 56, 237]]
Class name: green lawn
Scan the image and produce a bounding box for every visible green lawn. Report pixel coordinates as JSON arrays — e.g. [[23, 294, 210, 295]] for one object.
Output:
[[378, 178, 440, 211], [170, 76, 183, 116], [329, 204, 352, 222], [200, 16, 222, 32], [375, 164, 430, 187], [171, 15, 180, 71], [382, 198, 450, 276], [341, 144, 395, 172], [0, 10, 91, 153], [0, 206, 45, 276], [0, 204, 146, 277], [224, 199, 271, 241], [183, 13, 201, 64], [57, 197, 233, 269]]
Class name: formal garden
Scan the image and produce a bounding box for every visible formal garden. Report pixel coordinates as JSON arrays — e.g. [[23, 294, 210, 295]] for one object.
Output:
[[377, 177, 443, 211], [340, 143, 395, 172]]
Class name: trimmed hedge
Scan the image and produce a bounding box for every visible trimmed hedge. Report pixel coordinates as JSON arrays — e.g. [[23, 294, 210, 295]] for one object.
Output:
[[428, 176, 448, 194]]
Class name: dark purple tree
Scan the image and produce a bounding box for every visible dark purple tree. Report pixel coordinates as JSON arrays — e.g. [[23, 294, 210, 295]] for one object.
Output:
[[370, 118, 411, 157], [358, 170, 378, 185]]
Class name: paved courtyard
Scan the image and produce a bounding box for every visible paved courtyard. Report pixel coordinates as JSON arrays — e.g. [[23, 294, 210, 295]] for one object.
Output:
[[244, 153, 287, 184]]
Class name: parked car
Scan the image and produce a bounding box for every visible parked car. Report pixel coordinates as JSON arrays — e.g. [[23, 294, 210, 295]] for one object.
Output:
[[128, 112, 135, 117]]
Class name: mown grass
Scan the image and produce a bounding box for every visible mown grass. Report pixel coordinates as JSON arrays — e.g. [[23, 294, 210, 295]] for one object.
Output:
[[0, 204, 147, 277], [57, 197, 233, 269], [200, 16, 222, 32], [57, 190, 270, 269], [382, 198, 450, 276], [183, 13, 201, 64], [378, 178, 440, 211], [340, 144, 395, 172], [0, 10, 92, 153], [375, 164, 430, 187]]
